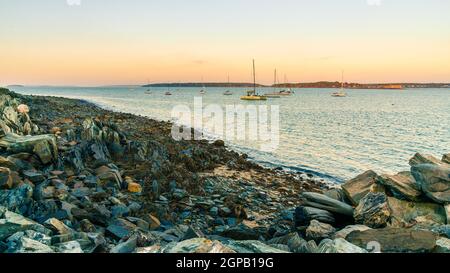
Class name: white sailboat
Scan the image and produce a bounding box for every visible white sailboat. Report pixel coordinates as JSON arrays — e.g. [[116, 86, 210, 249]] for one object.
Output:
[[223, 75, 233, 95], [332, 70, 348, 97]]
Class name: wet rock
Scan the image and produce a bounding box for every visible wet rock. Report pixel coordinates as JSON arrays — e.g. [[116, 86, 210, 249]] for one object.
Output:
[[346, 228, 437, 253], [435, 237, 450, 253], [324, 188, 350, 203], [226, 240, 290, 253], [166, 238, 235, 253], [0, 133, 57, 164], [411, 164, 450, 203], [342, 170, 381, 205], [378, 171, 422, 201], [387, 197, 446, 228], [305, 220, 336, 242], [354, 192, 391, 228], [294, 206, 336, 226], [333, 225, 372, 239], [106, 218, 137, 240], [299, 192, 354, 216]]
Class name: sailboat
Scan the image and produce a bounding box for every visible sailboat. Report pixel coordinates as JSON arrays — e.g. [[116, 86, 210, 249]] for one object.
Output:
[[241, 60, 267, 101], [165, 86, 172, 96], [264, 69, 281, 98], [199, 77, 206, 95], [332, 70, 348, 97], [223, 75, 233, 95], [144, 79, 152, 94]]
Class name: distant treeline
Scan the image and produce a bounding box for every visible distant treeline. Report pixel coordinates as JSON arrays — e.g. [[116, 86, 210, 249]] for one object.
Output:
[[143, 82, 450, 89]]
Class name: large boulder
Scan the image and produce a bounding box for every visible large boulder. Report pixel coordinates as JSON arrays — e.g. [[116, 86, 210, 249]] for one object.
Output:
[[0, 133, 57, 164], [387, 197, 446, 228], [294, 206, 336, 226], [346, 228, 437, 253], [299, 192, 354, 216], [354, 192, 391, 228], [411, 164, 450, 203], [378, 172, 422, 201], [342, 170, 382, 205], [435, 237, 450, 253], [333, 225, 372, 239], [409, 153, 447, 167]]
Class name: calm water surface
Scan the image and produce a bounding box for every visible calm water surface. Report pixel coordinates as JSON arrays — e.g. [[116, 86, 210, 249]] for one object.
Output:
[[12, 86, 450, 183]]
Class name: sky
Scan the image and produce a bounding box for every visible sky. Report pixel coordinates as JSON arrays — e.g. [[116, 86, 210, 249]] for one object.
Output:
[[0, 0, 449, 86]]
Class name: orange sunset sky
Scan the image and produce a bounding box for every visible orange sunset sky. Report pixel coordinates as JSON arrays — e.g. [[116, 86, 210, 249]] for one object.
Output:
[[1, 0, 449, 86]]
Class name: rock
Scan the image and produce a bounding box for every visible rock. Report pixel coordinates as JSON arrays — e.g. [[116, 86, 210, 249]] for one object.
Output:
[[294, 206, 335, 226], [267, 233, 307, 253], [305, 220, 336, 242], [106, 218, 137, 240], [354, 192, 391, 228], [56, 241, 84, 253], [7, 236, 54, 253], [334, 225, 372, 239], [182, 226, 204, 241], [324, 188, 349, 203], [0, 156, 18, 171], [435, 237, 450, 253], [17, 104, 30, 114], [110, 235, 138, 253], [0, 167, 20, 189], [95, 165, 123, 189], [443, 154, 450, 164], [346, 228, 437, 253], [411, 164, 450, 203], [299, 192, 354, 216], [378, 171, 422, 201], [213, 140, 225, 147], [409, 153, 446, 166], [44, 218, 73, 235], [318, 238, 368, 253], [127, 182, 142, 193], [220, 222, 260, 240], [342, 170, 381, 205], [167, 238, 236, 253], [144, 214, 161, 230], [22, 170, 45, 184], [0, 183, 34, 215], [446, 204, 450, 225], [226, 240, 290, 253], [387, 197, 446, 228], [79, 219, 97, 233], [7, 230, 52, 246], [0, 133, 58, 164]]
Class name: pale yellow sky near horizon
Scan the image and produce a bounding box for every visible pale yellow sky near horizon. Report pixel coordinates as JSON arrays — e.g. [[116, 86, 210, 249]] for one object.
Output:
[[1, 0, 449, 86]]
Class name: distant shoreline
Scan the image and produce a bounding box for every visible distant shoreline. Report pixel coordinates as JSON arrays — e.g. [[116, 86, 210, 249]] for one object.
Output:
[[142, 82, 450, 89]]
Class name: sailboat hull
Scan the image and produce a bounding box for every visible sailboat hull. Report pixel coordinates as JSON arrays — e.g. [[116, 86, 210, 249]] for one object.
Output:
[[241, 95, 267, 101]]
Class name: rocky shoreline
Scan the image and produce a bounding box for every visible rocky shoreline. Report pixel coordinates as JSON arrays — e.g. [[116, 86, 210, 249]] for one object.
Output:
[[0, 87, 449, 253]]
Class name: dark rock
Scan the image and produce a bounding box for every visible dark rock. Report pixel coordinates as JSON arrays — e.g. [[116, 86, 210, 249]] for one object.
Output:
[[22, 170, 45, 184], [294, 206, 336, 227], [220, 223, 260, 240], [299, 192, 354, 216], [354, 192, 391, 228], [378, 171, 422, 201], [0, 183, 34, 215], [106, 218, 137, 240]]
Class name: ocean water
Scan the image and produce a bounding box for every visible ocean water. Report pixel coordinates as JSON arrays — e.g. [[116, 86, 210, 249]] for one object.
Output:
[[11, 86, 450, 183]]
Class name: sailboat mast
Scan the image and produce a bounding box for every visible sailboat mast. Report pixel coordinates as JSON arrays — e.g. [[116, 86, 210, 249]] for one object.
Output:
[[253, 59, 256, 95], [341, 70, 344, 90]]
